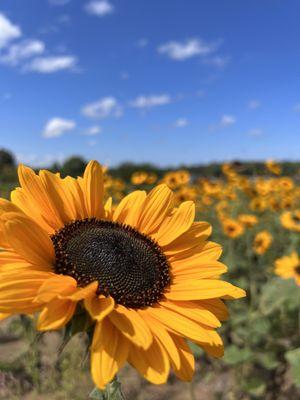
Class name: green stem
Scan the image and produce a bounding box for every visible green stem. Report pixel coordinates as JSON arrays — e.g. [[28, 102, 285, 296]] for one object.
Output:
[[89, 376, 125, 400]]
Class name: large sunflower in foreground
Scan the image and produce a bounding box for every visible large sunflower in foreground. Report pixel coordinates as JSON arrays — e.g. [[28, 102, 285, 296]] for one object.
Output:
[[0, 161, 245, 389]]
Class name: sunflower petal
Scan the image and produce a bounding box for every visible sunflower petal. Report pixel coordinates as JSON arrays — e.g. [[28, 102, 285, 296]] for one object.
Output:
[[2, 212, 55, 267], [137, 184, 173, 234], [113, 191, 146, 227], [171, 335, 195, 381], [91, 318, 129, 389], [35, 275, 77, 303], [154, 201, 195, 246], [109, 305, 153, 349], [37, 298, 76, 331], [128, 337, 170, 384], [85, 295, 115, 321], [83, 161, 104, 218], [165, 280, 246, 301], [144, 306, 214, 344]]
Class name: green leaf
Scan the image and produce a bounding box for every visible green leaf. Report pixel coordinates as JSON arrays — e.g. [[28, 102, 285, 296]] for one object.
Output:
[[285, 348, 300, 388], [241, 377, 266, 397], [223, 345, 253, 366]]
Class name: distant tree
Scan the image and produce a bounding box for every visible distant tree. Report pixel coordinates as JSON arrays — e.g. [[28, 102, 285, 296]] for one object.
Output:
[[61, 156, 87, 177], [0, 149, 15, 170]]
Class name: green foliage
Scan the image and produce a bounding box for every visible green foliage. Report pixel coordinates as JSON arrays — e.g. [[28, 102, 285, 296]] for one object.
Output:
[[285, 349, 300, 388]]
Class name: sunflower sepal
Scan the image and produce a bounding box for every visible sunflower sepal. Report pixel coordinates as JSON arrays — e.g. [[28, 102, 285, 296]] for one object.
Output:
[[89, 376, 125, 400]]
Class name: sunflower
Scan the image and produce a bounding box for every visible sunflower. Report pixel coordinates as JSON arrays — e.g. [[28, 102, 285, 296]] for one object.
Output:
[[238, 214, 258, 228], [265, 159, 282, 175], [253, 231, 272, 255], [222, 218, 244, 239], [280, 210, 300, 232], [274, 252, 300, 286], [0, 161, 245, 389]]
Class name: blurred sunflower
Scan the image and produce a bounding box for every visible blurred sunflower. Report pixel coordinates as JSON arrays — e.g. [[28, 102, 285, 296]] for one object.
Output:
[[0, 161, 245, 389], [274, 252, 300, 286], [253, 231, 272, 255], [238, 214, 258, 228], [222, 218, 244, 239], [280, 210, 300, 232], [265, 159, 282, 175]]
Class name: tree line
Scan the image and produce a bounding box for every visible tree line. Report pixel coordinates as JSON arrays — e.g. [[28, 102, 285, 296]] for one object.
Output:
[[1, 148, 300, 183]]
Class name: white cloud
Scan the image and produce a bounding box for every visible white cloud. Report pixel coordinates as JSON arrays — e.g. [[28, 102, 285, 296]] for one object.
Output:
[[248, 100, 261, 110], [0, 13, 22, 49], [220, 114, 236, 127], [174, 118, 188, 128], [248, 128, 263, 136], [82, 97, 122, 119], [158, 38, 217, 61], [24, 55, 77, 73], [83, 125, 102, 135], [85, 0, 114, 16], [0, 40, 45, 66], [130, 94, 171, 109], [42, 117, 76, 138], [137, 38, 148, 48], [293, 103, 300, 112]]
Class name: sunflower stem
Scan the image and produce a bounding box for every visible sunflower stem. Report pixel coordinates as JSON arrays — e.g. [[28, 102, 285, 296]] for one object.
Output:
[[89, 376, 125, 399]]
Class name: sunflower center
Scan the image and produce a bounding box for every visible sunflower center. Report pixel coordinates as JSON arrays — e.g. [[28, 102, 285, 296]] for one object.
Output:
[[295, 265, 300, 275], [51, 218, 171, 308]]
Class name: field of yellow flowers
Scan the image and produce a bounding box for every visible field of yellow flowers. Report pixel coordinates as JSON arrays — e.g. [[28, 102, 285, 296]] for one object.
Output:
[[0, 160, 300, 400]]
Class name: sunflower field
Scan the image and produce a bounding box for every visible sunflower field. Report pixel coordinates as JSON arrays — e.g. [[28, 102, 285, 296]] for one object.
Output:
[[0, 159, 300, 400]]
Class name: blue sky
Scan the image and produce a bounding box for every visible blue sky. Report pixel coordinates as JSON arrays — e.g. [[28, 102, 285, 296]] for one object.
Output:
[[0, 0, 299, 167]]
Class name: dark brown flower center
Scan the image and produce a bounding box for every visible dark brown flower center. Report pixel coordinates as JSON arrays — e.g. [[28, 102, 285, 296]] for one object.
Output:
[[51, 218, 171, 308], [294, 265, 300, 275]]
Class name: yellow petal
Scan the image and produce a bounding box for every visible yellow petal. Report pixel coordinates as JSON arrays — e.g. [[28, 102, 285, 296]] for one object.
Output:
[[128, 337, 170, 385], [144, 306, 213, 344], [196, 299, 229, 321], [37, 298, 76, 331], [91, 318, 129, 389], [154, 201, 195, 246], [109, 305, 153, 349], [0, 199, 22, 248], [17, 164, 62, 230], [104, 197, 113, 219], [140, 312, 181, 369], [113, 191, 146, 227], [39, 170, 77, 223], [171, 335, 195, 381], [0, 270, 51, 313], [85, 295, 115, 321], [165, 280, 246, 301], [137, 184, 173, 234], [2, 212, 55, 267], [35, 275, 77, 303], [83, 161, 104, 218], [171, 260, 228, 280], [163, 222, 212, 256], [160, 300, 221, 328]]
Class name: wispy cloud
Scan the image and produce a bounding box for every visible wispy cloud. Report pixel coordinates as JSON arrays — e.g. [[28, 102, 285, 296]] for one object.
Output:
[[0, 40, 45, 66], [248, 99, 261, 110], [203, 55, 230, 68], [0, 13, 21, 49], [220, 114, 236, 127], [85, 0, 114, 16], [137, 38, 148, 48], [42, 117, 76, 138], [24, 55, 77, 73], [83, 125, 102, 135], [158, 38, 218, 61], [174, 118, 188, 128], [248, 128, 263, 136], [130, 94, 171, 109], [293, 103, 300, 112], [82, 97, 122, 118]]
